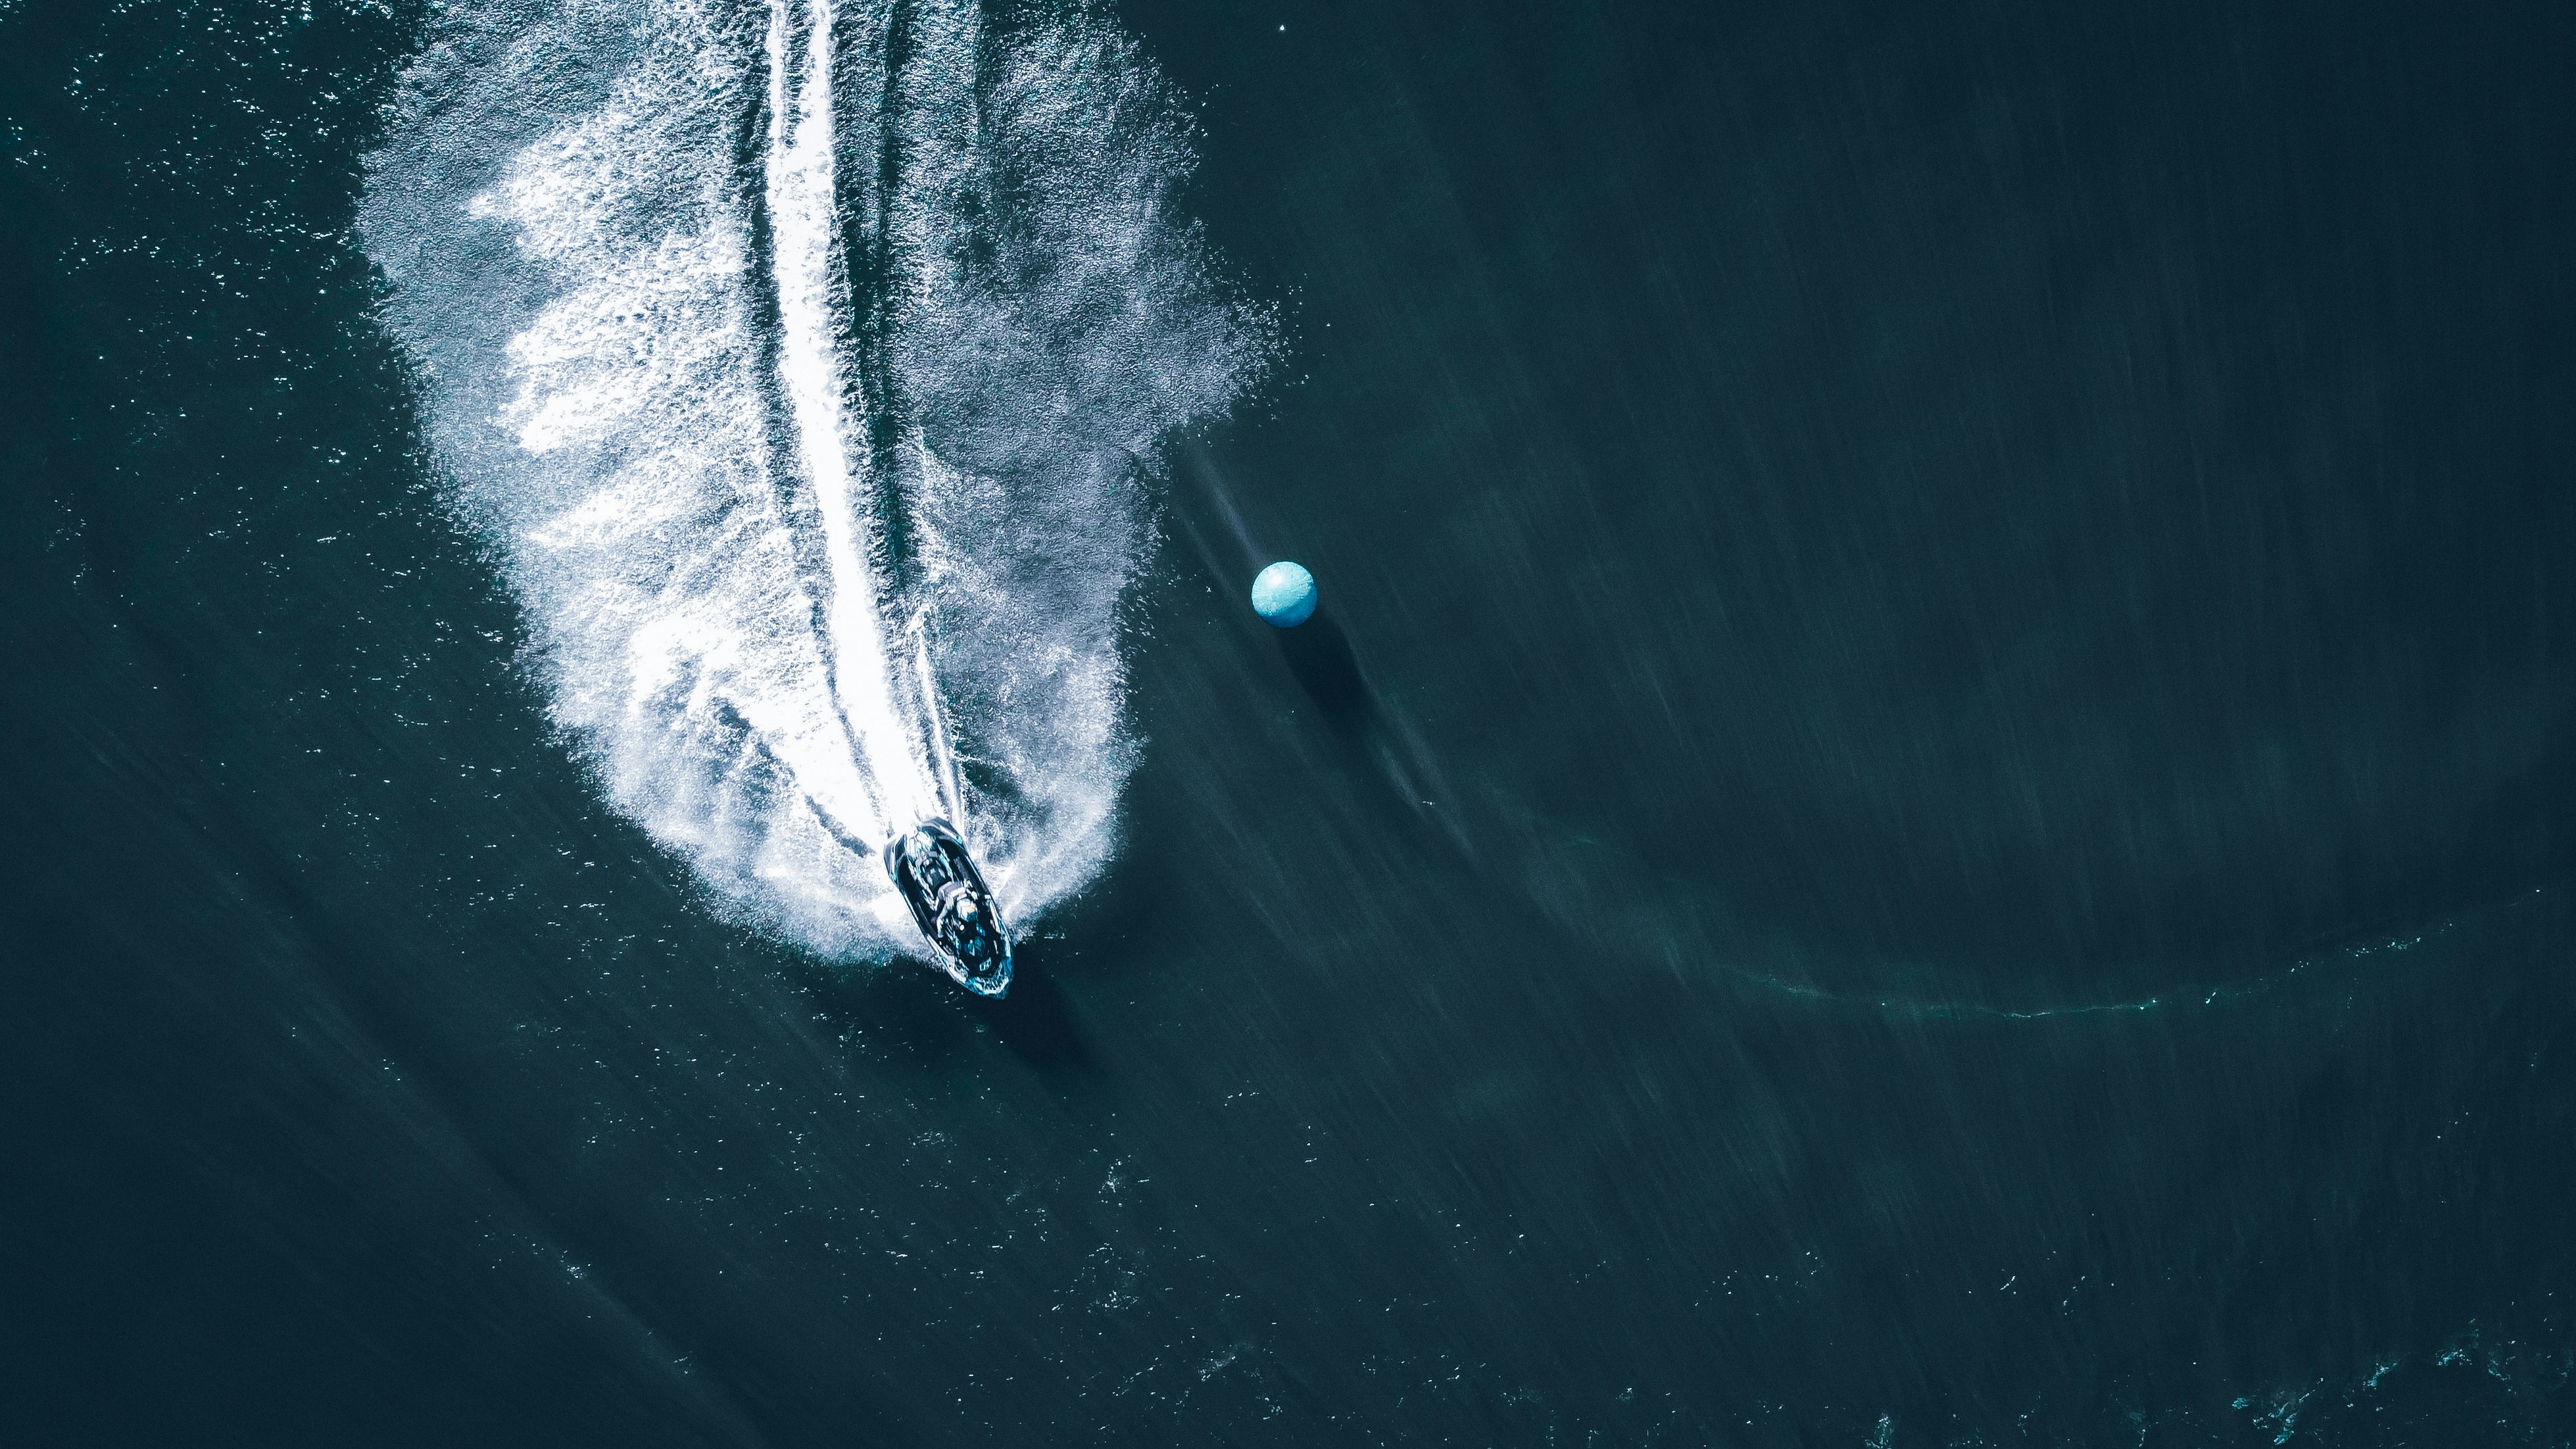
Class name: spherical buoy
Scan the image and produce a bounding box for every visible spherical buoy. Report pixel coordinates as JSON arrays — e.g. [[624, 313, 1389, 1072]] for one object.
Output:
[[1251, 560, 1317, 627]]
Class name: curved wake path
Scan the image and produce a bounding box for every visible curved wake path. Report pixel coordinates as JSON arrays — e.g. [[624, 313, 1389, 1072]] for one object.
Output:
[[362, 0, 1268, 961]]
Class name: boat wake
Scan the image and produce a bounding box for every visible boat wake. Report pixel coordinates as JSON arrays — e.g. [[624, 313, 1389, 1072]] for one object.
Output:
[[362, 0, 1268, 962]]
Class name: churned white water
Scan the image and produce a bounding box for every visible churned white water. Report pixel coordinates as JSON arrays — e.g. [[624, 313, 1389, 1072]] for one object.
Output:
[[361, 0, 1269, 959]]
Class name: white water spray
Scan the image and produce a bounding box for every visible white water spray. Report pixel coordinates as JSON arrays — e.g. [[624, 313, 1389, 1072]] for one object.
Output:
[[361, 0, 1269, 960]]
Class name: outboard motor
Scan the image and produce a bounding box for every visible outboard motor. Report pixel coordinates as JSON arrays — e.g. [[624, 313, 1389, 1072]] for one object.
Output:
[[884, 818, 1012, 996]]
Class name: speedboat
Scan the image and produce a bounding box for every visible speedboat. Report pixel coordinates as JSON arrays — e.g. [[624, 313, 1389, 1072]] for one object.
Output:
[[884, 818, 1012, 997]]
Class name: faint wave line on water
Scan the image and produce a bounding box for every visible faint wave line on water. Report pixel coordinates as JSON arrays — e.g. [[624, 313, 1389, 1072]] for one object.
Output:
[[1468, 773, 2530, 1024]]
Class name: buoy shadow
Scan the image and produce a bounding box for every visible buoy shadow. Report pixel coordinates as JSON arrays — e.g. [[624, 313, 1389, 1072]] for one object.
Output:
[[1276, 612, 1376, 742], [1273, 611, 1470, 862]]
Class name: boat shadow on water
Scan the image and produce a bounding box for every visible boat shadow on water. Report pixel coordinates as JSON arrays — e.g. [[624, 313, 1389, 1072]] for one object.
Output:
[[798, 941, 1096, 1079]]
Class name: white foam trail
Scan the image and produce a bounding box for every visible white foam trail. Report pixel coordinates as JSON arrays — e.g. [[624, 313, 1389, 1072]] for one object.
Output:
[[761, 0, 932, 837], [362, 0, 1269, 961]]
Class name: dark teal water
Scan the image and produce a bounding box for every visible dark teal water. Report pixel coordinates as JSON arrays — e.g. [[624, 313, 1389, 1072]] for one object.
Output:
[[5, 0, 2574, 1443]]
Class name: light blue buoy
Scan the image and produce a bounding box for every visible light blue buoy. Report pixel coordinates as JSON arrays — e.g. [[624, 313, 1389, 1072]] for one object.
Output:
[[1250, 560, 1318, 628]]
